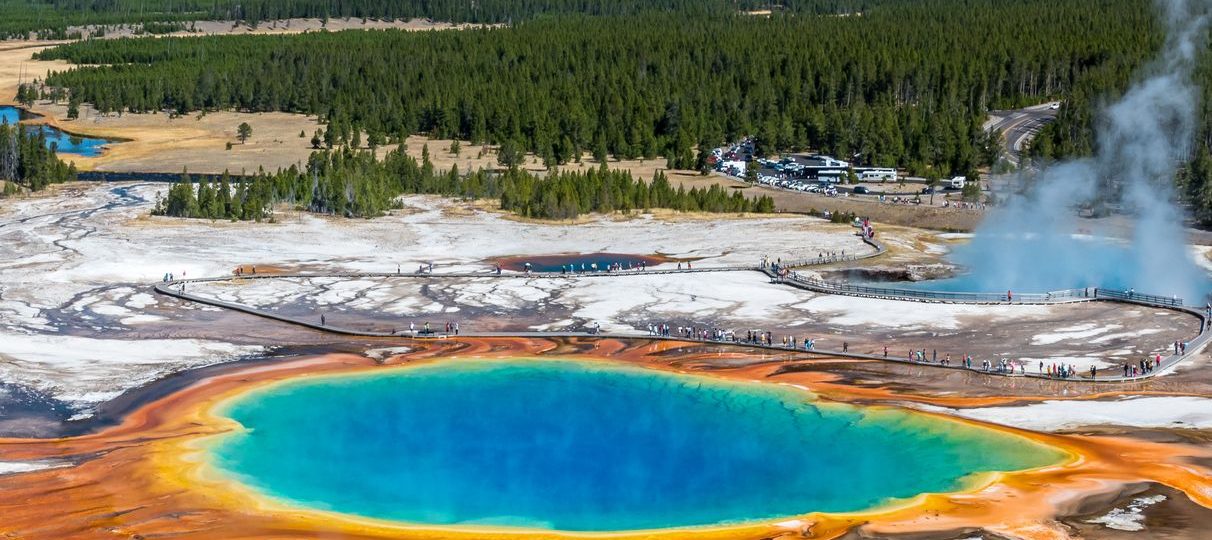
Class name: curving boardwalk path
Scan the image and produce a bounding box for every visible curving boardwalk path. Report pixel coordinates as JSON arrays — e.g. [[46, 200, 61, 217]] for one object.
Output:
[[152, 234, 1209, 383]]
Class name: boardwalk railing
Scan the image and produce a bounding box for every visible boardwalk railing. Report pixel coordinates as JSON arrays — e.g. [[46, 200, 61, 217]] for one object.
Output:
[[777, 234, 887, 268], [776, 272, 1093, 304], [1095, 288, 1183, 307]]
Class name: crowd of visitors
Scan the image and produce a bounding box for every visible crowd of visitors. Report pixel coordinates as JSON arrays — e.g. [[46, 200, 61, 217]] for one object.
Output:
[[1041, 362, 1077, 378], [638, 320, 1188, 382], [645, 324, 826, 350], [1122, 356, 1163, 378]]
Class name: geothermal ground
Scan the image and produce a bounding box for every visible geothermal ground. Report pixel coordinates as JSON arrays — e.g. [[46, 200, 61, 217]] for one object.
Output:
[[2, 181, 1212, 539]]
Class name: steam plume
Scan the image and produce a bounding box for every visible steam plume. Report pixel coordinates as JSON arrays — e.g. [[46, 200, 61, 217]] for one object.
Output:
[[952, 0, 1211, 302]]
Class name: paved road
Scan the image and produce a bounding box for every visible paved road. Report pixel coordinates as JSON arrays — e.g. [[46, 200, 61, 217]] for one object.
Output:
[[985, 103, 1059, 166]]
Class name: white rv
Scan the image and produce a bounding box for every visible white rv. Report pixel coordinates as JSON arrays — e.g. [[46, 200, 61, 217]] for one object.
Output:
[[857, 168, 897, 182]]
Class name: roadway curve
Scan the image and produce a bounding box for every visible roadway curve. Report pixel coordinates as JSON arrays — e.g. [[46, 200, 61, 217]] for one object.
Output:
[[985, 102, 1059, 166]]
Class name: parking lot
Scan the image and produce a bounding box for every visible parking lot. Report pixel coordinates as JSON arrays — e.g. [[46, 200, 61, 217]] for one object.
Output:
[[710, 139, 979, 210]]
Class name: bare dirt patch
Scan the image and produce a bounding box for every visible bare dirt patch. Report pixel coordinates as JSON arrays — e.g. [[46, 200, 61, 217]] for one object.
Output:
[[62, 17, 488, 40]]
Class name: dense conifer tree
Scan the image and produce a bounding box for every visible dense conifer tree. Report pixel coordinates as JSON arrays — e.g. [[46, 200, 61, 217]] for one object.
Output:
[[0, 123, 77, 194]]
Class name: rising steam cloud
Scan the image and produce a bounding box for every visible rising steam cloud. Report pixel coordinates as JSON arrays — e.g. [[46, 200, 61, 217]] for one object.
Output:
[[951, 0, 1212, 302]]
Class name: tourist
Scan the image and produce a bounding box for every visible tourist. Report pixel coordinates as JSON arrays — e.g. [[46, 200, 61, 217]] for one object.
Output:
[[883, 345, 888, 358], [321, 314, 326, 326]]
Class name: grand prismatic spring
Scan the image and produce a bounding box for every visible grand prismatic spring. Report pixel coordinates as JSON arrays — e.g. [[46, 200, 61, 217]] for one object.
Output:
[[3, 337, 1211, 540], [207, 359, 1065, 531]]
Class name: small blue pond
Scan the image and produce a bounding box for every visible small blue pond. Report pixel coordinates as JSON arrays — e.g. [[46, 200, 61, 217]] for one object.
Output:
[[0, 106, 112, 157], [497, 252, 667, 272]]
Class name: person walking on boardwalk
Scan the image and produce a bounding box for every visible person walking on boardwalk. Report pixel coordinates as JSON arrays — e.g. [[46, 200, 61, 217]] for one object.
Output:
[[321, 314, 326, 326]]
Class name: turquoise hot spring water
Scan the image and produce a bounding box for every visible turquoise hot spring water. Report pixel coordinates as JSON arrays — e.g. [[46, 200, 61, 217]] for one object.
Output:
[[208, 359, 1065, 532]]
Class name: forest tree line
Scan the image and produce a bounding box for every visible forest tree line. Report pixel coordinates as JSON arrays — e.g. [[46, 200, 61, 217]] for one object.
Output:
[[34, 0, 1161, 179], [0, 122, 78, 196], [153, 145, 775, 221], [0, 0, 886, 39]]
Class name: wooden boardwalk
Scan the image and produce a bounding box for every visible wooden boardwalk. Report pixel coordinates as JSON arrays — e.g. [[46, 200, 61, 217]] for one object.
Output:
[[153, 234, 1209, 383]]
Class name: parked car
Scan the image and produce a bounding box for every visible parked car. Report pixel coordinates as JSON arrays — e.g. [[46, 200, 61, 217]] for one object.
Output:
[[853, 186, 870, 194]]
